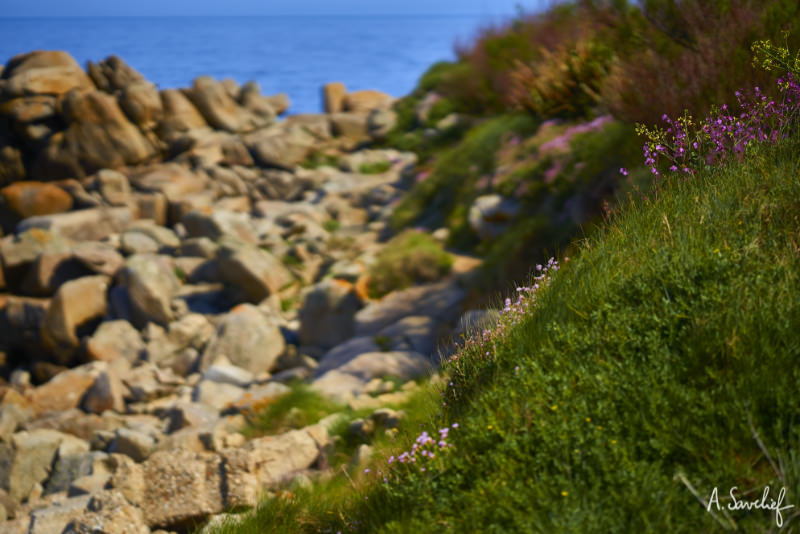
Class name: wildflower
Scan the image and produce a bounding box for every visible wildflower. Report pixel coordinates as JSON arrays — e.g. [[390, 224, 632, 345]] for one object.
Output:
[[364, 469, 370, 474], [561, 491, 568, 497], [619, 167, 628, 176]]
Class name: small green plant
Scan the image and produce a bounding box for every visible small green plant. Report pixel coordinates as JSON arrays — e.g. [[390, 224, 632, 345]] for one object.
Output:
[[173, 266, 187, 282], [280, 298, 294, 313], [282, 253, 302, 267], [367, 230, 454, 298], [323, 219, 341, 232], [357, 161, 392, 174], [373, 335, 392, 352], [301, 150, 340, 169]]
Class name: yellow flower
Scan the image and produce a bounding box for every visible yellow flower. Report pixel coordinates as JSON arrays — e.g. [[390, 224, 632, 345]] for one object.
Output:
[[550, 405, 558, 411], [610, 440, 617, 445], [561, 491, 568, 497], [487, 425, 493, 430], [585, 417, 591, 423]]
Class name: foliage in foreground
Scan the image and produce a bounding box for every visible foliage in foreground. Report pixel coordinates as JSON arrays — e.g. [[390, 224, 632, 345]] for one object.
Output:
[[213, 132, 800, 534]]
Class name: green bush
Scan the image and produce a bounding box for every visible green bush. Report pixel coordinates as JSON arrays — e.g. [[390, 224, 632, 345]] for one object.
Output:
[[367, 230, 454, 298]]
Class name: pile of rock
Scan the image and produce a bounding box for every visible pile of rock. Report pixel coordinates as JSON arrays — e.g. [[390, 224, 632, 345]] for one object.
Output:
[[0, 51, 483, 531]]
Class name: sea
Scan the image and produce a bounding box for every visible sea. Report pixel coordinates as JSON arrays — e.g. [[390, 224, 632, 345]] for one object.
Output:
[[0, 15, 509, 114]]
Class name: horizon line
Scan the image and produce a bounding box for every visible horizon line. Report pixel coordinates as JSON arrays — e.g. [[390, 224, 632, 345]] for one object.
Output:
[[0, 13, 517, 18]]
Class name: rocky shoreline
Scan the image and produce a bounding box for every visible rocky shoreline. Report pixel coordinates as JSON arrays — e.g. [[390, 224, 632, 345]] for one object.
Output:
[[0, 51, 488, 532]]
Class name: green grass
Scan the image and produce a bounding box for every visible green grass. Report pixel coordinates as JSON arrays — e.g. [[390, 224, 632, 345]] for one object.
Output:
[[367, 230, 454, 298], [358, 161, 392, 175], [219, 137, 800, 532], [390, 114, 539, 235], [241, 383, 341, 438]]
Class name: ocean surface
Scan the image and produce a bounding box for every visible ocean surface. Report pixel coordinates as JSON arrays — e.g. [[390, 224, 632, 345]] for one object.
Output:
[[0, 16, 507, 114]]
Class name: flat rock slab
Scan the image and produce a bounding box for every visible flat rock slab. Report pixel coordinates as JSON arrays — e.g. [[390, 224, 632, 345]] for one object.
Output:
[[355, 280, 466, 336], [332, 350, 432, 382], [17, 207, 134, 242]]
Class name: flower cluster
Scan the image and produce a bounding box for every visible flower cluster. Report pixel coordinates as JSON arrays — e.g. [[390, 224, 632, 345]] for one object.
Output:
[[454, 257, 561, 363], [388, 424, 458, 472], [634, 73, 800, 177]]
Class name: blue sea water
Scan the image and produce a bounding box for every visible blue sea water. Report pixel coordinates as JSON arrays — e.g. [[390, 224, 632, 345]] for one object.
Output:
[[0, 15, 506, 114]]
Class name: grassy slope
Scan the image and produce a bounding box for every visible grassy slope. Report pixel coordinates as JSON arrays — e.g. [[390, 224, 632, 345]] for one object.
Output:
[[214, 137, 800, 533]]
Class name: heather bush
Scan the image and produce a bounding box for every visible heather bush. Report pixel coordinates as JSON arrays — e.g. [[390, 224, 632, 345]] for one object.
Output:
[[604, 0, 800, 124], [635, 46, 800, 178]]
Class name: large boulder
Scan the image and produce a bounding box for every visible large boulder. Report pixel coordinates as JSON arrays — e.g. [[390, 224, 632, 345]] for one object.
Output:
[[0, 51, 94, 98], [0, 145, 26, 185], [298, 279, 363, 350], [158, 88, 207, 139], [2, 429, 84, 502], [92, 168, 131, 206], [32, 90, 155, 179], [21, 249, 93, 297], [121, 254, 180, 327], [128, 163, 207, 202], [468, 194, 522, 240], [200, 304, 285, 374], [1, 181, 73, 219], [119, 80, 163, 131], [329, 112, 370, 140], [0, 95, 59, 147], [0, 228, 70, 288], [314, 336, 381, 376], [342, 89, 394, 112], [264, 92, 290, 115], [322, 82, 346, 113], [188, 76, 262, 133], [71, 241, 124, 276], [182, 209, 258, 245], [247, 124, 316, 170], [170, 129, 253, 168], [16, 206, 134, 242], [215, 239, 292, 302], [139, 449, 224, 529], [85, 319, 144, 366], [221, 428, 321, 508], [65, 491, 150, 534], [238, 81, 277, 124], [331, 350, 433, 382], [24, 365, 98, 414], [86, 55, 144, 93], [355, 279, 467, 336], [40, 275, 109, 363]]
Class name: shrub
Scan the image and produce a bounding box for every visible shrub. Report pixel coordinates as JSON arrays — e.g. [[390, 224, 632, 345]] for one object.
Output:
[[603, 0, 800, 124], [635, 67, 800, 178], [367, 230, 454, 298]]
